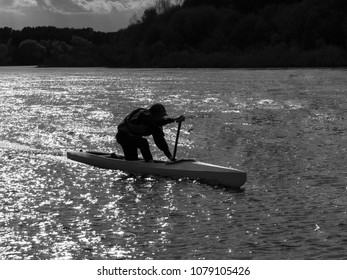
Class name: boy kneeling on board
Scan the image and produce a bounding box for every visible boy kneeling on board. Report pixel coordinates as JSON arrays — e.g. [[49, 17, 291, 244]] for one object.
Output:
[[116, 103, 185, 162]]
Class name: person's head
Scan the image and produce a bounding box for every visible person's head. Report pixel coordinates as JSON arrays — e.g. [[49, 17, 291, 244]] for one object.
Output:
[[149, 103, 167, 118]]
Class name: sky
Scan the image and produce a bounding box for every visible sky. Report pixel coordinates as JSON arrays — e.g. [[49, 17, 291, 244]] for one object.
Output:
[[0, 0, 153, 32]]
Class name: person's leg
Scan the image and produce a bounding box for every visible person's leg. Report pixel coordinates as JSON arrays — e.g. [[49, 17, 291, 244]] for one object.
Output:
[[123, 144, 139, 160], [116, 132, 139, 160], [116, 132, 153, 161], [137, 137, 153, 162]]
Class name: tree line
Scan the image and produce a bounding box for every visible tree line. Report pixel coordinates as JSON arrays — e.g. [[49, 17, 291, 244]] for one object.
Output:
[[1, 0, 347, 67]]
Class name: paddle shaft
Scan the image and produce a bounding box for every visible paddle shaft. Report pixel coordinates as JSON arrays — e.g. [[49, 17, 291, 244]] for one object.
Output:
[[172, 121, 182, 161]]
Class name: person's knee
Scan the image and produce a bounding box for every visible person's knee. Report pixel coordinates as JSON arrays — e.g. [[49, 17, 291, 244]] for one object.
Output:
[[116, 132, 125, 144]]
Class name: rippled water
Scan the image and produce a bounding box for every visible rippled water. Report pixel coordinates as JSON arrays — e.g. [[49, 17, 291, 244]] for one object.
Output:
[[1, 66, 346, 260]]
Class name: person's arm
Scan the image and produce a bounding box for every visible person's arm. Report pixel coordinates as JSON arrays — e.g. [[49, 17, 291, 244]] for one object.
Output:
[[140, 110, 185, 126], [152, 116, 175, 126], [158, 115, 185, 125], [140, 111, 174, 125]]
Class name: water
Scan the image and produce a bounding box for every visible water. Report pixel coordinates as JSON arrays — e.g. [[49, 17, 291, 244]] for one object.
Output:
[[0, 66, 346, 260]]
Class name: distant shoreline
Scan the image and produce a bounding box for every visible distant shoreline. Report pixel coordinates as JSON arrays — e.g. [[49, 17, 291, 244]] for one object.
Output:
[[2, 0, 347, 69]]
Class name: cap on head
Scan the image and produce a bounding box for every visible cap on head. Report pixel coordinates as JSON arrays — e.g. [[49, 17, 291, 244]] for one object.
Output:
[[149, 103, 167, 118]]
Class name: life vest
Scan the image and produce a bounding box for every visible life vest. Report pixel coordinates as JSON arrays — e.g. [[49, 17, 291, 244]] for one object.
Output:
[[123, 108, 149, 135]]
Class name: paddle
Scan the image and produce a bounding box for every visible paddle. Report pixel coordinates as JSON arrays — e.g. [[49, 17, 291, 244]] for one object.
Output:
[[172, 120, 182, 161]]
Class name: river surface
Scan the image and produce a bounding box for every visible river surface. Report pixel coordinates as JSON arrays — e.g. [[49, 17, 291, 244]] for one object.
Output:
[[0, 67, 346, 260]]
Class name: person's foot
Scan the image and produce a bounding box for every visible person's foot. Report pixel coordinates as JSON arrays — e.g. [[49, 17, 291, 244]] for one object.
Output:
[[146, 159, 154, 163]]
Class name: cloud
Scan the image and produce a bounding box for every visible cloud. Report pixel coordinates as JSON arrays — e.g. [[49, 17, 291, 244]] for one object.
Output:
[[0, 0, 153, 32], [35, 0, 87, 13], [0, 0, 37, 8], [34, 0, 152, 14], [0, 0, 152, 14], [0, 0, 37, 13]]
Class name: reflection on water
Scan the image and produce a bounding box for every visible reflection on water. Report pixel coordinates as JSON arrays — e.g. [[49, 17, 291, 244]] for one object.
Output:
[[1, 67, 347, 259]]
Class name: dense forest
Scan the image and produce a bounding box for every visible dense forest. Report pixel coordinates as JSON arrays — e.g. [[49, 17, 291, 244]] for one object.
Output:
[[1, 0, 347, 67]]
